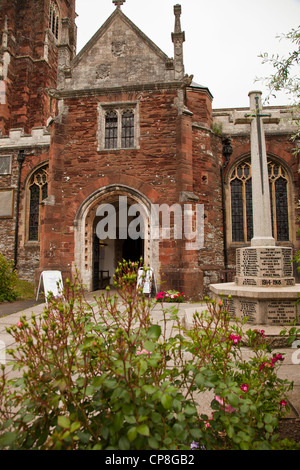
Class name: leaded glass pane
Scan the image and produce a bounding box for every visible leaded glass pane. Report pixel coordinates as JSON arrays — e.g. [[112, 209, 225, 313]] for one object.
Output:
[[245, 180, 253, 241], [28, 184, 40, 241], [105, 111, 118, 149], [122, 111, 134, 148], [231, 179, 244, 242], [28, 167, 48, 242], [275, 177, 289, 241]]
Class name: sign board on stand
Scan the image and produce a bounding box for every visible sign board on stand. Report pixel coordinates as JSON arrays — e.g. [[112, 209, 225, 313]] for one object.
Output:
[[36, 271, 64, 302]]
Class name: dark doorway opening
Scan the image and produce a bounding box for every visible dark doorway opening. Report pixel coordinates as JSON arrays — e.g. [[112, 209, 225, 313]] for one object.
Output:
[[122, 237, 144, 263]]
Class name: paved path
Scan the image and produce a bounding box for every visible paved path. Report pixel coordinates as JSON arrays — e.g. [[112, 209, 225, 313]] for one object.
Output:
[[0, 296, 299, 418]]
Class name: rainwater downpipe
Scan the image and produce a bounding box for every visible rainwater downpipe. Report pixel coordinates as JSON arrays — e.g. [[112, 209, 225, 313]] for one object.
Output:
[[220, 137, 232, 282], [14, 149, 25, 270]]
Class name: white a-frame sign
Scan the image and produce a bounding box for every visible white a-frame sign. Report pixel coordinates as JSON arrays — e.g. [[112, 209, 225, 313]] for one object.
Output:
[[36, 271, 64, 302]]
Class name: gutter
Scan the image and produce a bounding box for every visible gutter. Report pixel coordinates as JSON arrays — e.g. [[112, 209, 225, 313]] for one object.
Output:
[[13, 150, 25, 269], [220, 137, 232, 281]]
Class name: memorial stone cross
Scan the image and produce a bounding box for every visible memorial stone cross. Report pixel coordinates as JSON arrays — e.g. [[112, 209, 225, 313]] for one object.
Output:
[[235, 91, 280, 247], [113, 0, 125, 8]]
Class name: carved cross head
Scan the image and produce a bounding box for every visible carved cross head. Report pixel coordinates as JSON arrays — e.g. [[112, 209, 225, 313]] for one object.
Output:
[[113, 0, 125, 9]]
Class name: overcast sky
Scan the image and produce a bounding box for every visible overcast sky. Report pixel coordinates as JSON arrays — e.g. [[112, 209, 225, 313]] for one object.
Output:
[[75, 0, 300, 109]]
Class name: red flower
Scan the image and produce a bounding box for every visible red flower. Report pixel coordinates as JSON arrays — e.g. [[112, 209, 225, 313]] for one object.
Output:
[[229, 333, 242, 344]]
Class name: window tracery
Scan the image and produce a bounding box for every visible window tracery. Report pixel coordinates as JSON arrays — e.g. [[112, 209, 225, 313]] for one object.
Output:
[[28, 166, 48, 242], [229, 158, 290, 243], [49, 1, 60, 40]]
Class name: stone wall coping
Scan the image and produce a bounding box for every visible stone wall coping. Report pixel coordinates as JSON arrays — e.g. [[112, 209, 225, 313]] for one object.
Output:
[[0, 127, 51, 149]]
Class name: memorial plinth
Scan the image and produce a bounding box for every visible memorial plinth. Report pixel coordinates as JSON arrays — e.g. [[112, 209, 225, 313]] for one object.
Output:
[[210, 248, 300, 325], [210, 91, 300, 326], [235, 247, 295, 288]]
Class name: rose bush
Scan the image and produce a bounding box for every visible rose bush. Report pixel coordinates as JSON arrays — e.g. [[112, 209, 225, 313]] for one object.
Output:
[[0, 253, 17, 303], [0, 261, 297, 450]]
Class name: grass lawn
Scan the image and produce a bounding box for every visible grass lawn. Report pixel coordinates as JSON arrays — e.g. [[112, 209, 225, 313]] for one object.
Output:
[[13, 278, 35, 301]]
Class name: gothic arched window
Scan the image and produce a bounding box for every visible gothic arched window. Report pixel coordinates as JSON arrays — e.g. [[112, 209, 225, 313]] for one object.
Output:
[[229, 157, 290, 243], [49, 1, 60, 40], [28, 167, 48, 242]]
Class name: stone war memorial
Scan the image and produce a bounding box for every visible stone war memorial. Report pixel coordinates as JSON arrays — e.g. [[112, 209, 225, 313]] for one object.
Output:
[[211, 91, 300, 326]]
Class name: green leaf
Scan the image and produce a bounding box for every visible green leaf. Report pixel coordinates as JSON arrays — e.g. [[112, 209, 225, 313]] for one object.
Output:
[[195, 372, 205, 387], [240, 441, 250, 450], [127, 427, 138, 443], [227, 425, 235, 439], [142, 384, 156, 395], [23, 414, 35, 424], [70, 421, 81, 433], [161, 394, 172, 410], [190, 428, 203, 439], [143, 340, 156, 352], [92, 375, 106, 389], [184, 404, 197, 416], [148, 437, 159, 449], [77, 431, 91, 444], [227, 393, 239, 408], [265, 424, 274, 433], [264, 413, 274, 424], [137, 424, 150, 436], [0, 431, 18, 447], [58, 416, 71, 429], [147, 325, 161, 340], [138, 360, 147, 376], [172, 423, 184, 437], [113, 411, 123, 432], [119, 436, 130, 450]]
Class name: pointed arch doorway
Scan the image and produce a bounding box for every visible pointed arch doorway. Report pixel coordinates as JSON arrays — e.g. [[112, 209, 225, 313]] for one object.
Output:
[[74, 185, 159, 292]]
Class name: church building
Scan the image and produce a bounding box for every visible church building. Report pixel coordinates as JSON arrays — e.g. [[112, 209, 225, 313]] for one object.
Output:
[[0, 0, 299, 299]]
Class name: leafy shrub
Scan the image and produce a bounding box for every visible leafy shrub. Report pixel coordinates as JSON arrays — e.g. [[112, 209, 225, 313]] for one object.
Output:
[[0, 253, 17, 303], [0, 261, 297, 450]]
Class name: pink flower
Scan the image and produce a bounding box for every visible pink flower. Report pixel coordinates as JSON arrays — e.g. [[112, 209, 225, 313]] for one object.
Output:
[[228, 333, 242, 344], [272, 354, 284, 364], [241, 384, 249, 392], [215, 395, 237, 413], [137, 349, 152, 357], [18, 320, 22, 328], [254, 329, 266, 338], [279, 400, 287, 406], [259, 361, 274, 371]]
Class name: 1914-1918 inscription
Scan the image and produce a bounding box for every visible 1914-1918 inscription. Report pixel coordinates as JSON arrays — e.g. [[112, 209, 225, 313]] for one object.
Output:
[[235, 247, 295, 286]]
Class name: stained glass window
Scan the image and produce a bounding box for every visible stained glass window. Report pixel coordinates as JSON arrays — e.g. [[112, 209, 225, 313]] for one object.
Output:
[[28, 167, 48, 241], [230, 158, 289, 243]]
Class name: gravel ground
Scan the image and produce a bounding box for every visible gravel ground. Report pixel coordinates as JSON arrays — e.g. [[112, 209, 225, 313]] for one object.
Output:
[[278, 419, 300, 445]]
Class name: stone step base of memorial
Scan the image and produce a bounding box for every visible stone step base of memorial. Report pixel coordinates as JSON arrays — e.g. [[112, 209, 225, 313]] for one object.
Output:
[[209, 282, 300, 326]]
